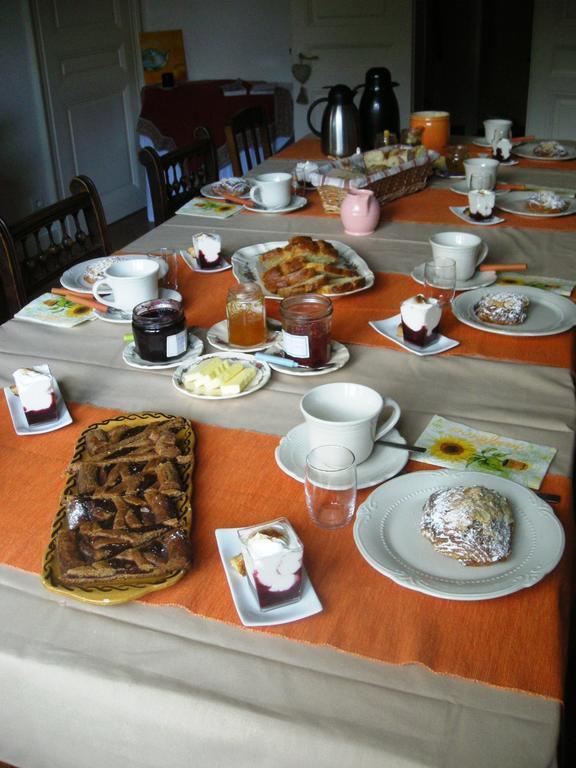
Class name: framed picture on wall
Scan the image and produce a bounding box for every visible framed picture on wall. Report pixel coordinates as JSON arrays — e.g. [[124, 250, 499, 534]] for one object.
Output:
[[140, 29, 188, 85]]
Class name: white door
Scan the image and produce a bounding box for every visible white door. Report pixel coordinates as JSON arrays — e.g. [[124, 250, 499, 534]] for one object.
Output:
[[526, 0, 576, 138], [290, 0, 413, 140], [32, 0, 145, 223]]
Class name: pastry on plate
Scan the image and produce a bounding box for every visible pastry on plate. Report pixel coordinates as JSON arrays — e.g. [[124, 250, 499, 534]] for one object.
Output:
[[474, 292, 529, 325], [532, 141, 568, 158], [526, 190, 569, 214]]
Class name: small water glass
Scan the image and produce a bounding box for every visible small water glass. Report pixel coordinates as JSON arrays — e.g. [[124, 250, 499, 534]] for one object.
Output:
[[424, 258, 456, 305], [148, 248, 179, 292], [305, 445, 357, 530]]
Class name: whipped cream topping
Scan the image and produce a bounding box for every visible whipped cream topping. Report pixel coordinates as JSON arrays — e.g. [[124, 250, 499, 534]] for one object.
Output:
[[534, 141, 567, 158], [468, 189, 495, 217], [492, 137, 511, 160], [528, 190, 568, 211], [400, 294, 442, 332], [13, 368, 54, 411], [192, 233, 221, 263], [240, 521, 303, 593]]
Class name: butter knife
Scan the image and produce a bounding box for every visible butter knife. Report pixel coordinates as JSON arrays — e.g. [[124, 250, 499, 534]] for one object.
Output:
[[254, 352, 335, 371]]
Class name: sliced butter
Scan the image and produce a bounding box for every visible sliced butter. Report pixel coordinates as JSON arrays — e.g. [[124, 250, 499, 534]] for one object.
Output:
[[183, 357, 223, 385], [220, 367, 256, 395], [203, 361, 244, 391]]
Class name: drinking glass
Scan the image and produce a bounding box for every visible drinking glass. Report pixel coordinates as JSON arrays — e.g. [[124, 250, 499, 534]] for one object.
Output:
[[305, 445, 357, 530], [148, 248, 179, 292], [424, 258, 456, 305]]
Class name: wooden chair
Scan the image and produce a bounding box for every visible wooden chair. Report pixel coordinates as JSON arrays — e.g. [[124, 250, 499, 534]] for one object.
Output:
[[224, 105, 273, 176], [138, 137, 218, 226], [0, 175, 110, 318]]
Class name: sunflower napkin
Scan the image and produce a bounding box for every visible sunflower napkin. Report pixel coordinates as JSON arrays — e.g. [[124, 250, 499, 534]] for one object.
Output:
[[15, 293, 95, 328], [415, 415, 556, 489]]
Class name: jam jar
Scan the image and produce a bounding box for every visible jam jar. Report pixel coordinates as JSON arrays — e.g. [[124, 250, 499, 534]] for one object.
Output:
[[280, 295, 333, 367], [132, 299, 187, 363]]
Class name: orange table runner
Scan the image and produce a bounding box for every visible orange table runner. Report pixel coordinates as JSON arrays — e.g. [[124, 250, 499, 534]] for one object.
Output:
[[177, 267, 574, 369], [0, 401, 572, 700]]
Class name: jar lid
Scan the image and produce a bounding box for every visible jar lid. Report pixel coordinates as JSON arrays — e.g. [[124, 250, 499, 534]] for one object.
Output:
[[280, 293, 333, 320], [132, 298, 184, 326]]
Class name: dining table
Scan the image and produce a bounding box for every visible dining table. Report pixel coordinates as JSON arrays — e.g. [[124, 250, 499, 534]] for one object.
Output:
[[0, 135, 574, 768]]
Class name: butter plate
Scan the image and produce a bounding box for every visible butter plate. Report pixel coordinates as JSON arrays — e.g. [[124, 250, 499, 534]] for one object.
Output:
[[215, 528, 322, 627], [173, 352, 271, 400], [4, 364, 72, 436], [450, 206, 505, 226], [369, 315, 460, 356]]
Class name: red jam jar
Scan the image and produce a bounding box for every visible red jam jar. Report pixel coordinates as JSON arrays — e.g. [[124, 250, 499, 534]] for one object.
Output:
[[280, 294, 333, 367], [132, 299, 187, 363]]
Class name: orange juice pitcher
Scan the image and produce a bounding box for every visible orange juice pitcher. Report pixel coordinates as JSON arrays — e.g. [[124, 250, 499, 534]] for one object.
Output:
[[409, 111, 450, 152]]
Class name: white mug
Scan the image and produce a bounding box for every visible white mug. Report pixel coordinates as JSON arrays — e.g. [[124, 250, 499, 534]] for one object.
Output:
[[484, 119, 512, 143], [429, 232, 487, 281], [300, 382, 401, 465], [249, 172, 292, 209], [464, 158, 499, 191], [92, 259, 159, 314]]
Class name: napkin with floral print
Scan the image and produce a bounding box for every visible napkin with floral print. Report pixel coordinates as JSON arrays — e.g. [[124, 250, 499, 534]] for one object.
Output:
[[415, 415, 556, 488]]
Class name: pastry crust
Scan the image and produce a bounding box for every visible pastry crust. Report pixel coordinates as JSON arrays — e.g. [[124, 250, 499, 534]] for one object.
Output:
[[474, 292, 529, 325]]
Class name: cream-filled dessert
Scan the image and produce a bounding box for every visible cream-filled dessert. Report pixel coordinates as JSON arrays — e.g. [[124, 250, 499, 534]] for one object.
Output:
[[533, 141, 568, 158], [190, 232, 222, 269], [238, 518, 303, 610], [492, 137, 512, 162], [212, 177, 251, 197], [13, 367, 58, 425], [467, 189, 496, 220], [527, 190, 569, 214], [400, 294, 442, 347]]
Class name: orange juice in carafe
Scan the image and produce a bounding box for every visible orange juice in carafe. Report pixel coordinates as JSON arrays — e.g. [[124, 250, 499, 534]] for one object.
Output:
[[226, 282, 266, 347]]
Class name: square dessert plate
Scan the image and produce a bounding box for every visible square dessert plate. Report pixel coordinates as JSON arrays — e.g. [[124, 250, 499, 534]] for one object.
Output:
[[215, 528, 323, 627], [4, 365, 72, 435], [369, 315, 460, 356]]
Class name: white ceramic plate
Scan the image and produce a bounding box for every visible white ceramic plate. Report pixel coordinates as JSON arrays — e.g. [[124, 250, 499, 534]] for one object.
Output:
[[450, 206, 505, 226], [123, 332, 203, 370], [471, 137, 492, 148], [200, 178, 254, 200], [452, 284, 576, 336], [179, 249, 232, 273], [215, 528, 322, 627], [93, 288, 182, 323], [369, 315, 460, 356], [275, 424, 409, 490], [243, 194, 307, 214], [207, 320, 280, 352], [232, 240, 375, 300], [353, 469, 565, 601], [172, 352, 271, 400], [512, 141, 576, 161], [496, 191, 576, 218], [262, 341, 350, 376], [449, 181, 508, 196], [411, 261, 496, 291], [60, 254, 168, 294], [4, 365, 72, 436]]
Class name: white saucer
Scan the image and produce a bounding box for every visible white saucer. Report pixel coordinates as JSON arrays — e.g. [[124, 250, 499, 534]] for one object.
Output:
[[215, 528, 322, 627], [450, 206, 505, 226], [122, 332, 203, 369], [369, 315, 460, 356], [207, 320, 280, 352], [244, 195, 307, 214], [471, 137, 491, 147], [275, 424, 409, 490], [411, 262, 497, 291], [263, 341, 349, 376], [94, 289, 182, 323], [449, 181, 508, 196], [4, 364, 72, 435], [179, 249, 232, 273]]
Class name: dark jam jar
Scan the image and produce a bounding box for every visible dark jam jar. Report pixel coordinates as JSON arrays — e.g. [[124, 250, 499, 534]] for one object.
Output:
[[132, 299, 187, 363], [280, 294, 333, 367]]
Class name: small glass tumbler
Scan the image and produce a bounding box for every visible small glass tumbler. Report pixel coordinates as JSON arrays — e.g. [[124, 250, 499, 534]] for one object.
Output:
[[148, 248, 179, 292], [305, 445, 357, 530], [226, 282, 267, 347], [443, 144, 469, 175], [424, 258, 456, 306]]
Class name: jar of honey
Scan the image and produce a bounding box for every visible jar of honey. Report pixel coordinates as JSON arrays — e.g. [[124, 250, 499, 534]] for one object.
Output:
[[226, 282, 267, 347], [132, 299, 187, 363], [280, 295, 333, 367]]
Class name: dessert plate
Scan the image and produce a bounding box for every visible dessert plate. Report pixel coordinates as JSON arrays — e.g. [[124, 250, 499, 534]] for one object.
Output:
[[179, 249, 232, 273], [275, 424, 408, 490], [353, 469, 565, 601], [200, 178, 254, 200], [369, 315, 460, 356], [172, 352, 271, 400], [207, 320, 280, 352], [512, 141, 576, 161], [496, 191, 576, 218], [450, 206, 505, 226], [94, 289, 182, 323], [449, 181, 508, 196], [123, 332, 203, 369], [4, 364, 72, 436], [452, 285, 576, 336], [243, 194, 307, 214], [215, 528, 322, 627], [60, 254, 168, 294], [262, 341, 349, 376]]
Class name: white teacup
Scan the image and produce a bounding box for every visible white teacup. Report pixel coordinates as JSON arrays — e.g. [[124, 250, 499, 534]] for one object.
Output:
[[429, 232, 487, 281], [250, 172, 292, 209], [92, 259, 159, 314], [484, 119, 512, 143], [464, 158, 499, 191], [300, 382, 401, 465]]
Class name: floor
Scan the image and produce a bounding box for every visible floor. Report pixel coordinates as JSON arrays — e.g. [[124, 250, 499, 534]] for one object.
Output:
[[108, 207, 153, 252]]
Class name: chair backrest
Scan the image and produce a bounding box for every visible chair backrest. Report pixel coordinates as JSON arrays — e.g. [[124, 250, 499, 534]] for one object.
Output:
[[224, 105, 273, 176], [138, 137, 218, 226], [0, 175, 111, 318]]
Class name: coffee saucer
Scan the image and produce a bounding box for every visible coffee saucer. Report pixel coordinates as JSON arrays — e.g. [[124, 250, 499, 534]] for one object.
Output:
[[275, 424, 408, 489], [122, 332, 203, 369], [369, 315, 460, 357], [449, 181, 508, 196], [207, 320, 280, 352], [263, 341, 349, 376], [94, 288, 182, 323], [244, 195, 307, 214], [411, 262, 497, 291]]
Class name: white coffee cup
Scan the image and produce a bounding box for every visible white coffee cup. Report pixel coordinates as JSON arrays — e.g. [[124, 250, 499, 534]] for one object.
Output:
[[464, 158, 499, 190], [429, 232, 488, 281], [484, 119, 513, 143], [250, 172, 292, 209], [92, 259, 159, 314], [300, 382, 401, 465]]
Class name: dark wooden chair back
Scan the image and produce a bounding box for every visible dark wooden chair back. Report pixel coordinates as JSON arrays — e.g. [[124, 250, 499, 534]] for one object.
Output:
[[138, 137, 218, 226], [224, 105, 273, 176], [0, 175, 111, 318]]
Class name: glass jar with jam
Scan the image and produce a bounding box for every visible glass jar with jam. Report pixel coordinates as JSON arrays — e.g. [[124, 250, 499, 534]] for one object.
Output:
[[280, 294, 333, 367], [226, 282, 267, 347], [132, 298, 187, 363]]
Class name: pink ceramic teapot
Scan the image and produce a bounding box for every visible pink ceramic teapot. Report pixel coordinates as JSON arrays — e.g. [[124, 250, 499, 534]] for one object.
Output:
[[340, 188, 380, 236]]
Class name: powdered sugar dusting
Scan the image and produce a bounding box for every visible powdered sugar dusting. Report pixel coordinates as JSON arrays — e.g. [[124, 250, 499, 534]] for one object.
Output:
[[474, 292, 529, 325]]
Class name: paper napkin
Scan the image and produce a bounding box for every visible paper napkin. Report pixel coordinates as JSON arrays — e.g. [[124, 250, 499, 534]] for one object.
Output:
[[175, 197, 242, 218], [495, 273, 575, 297], [15, 293, 95, 328]]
